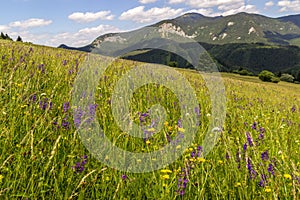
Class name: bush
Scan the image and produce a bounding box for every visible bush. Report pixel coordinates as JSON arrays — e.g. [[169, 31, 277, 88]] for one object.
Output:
[[238, 69, 253, 76], [271, 77, 280, 83], [280, 74, 294, 83], [258, 70, 276, 82]]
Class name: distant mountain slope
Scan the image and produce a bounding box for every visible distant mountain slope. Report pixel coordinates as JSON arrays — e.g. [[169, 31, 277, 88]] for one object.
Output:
[[58, 12, 300, 76]]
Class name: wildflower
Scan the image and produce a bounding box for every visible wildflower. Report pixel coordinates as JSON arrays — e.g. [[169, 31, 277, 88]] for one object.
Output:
[[234, 182, 241, 187], [261, 150, 269, 161], [268, 164, 275, 175], [72, 155, 88, 173], [0, 174, 3, 182], [197, 157, 206, 163], [63, 102, 70, 112], [247, 158, 257, 179], [105, 177, 110, 181], [291, 106, 296, 113], [243, 143, 247, 151], [161, 174, 170, 180], [164, 121, 169, 126], [258, 174, 268, 187], [145, 140, 151, 145], [251, 122, 257, 130], [178, 127, 185, 133], [121, 174, 127, 180], [284, 174, 292, 180], [265, 187, 271, 193], [160, 169, 172, 173], [218, 160, 224, 165], [246, 132, 253, 147]]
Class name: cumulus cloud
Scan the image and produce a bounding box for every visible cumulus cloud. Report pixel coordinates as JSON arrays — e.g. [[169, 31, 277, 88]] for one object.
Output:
[[265, 1, 275, 7], [9, 18, 52, 29], [278, 0, 300, 12], [139, 0, 158, 4], [169, 0, 244, 8], [47, 25, 122, 47], [0, 25, 10, 32], [119, 6, 184, 23], [68, 11, 114, 23]]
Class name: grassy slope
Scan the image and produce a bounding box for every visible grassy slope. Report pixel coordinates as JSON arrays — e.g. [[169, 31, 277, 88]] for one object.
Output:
[[1, 40, 300, 199]]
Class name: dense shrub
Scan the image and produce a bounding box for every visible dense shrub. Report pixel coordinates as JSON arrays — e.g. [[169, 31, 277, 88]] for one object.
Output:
[[280, 74, 294, 83], [258, 70, 276, 82]]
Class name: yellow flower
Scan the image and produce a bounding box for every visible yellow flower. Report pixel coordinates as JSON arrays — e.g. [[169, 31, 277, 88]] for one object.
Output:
[[176, 145, 181, 149], [161, 174, 170, 180], [234, 182, 241, 187], [160, 169, 172, 173], [284, 174, 292, 180], [164, 121, 169, 126], [147, 128, 155, 132], [265, 188, 271, 193], [105, 177, 110, 181], [178, 128, 185, 133], [146, 140, 151, 145], [168, 126, 173, 131], [162, 183, 168, 187], [0, 174, 3, 181], [197, 158, 206, 163], [189, 158, 196, 162], [218, 160, 224, 165]]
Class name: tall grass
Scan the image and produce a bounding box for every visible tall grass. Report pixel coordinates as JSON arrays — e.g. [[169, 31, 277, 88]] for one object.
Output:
[[0, 40, 300, 199]]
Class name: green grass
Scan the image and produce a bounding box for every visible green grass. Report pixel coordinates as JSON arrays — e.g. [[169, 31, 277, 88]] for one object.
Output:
[[1, 39, 300, 199]]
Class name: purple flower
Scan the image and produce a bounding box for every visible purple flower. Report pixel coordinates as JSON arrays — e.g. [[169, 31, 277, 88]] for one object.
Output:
[[63, 102, 70, 112], [178, 119, 182, 128], [29, 93, 37, 103], [291, 106, 296, 113], [121, 174, 127, 180], [74, 107, 83, 128], [243, 143, 247, 151], [39, 98, 49, 110], [72, 155, 88, 173], [62, 60, 67, 66], [247, 158, 257, 179], [259, 174, 268, 187], [246, 132, 253, 147], [251, 122, 257, 130], [194, 106, 200, 116], [268, 164, 275, 175], [261, 150, 269, 161]]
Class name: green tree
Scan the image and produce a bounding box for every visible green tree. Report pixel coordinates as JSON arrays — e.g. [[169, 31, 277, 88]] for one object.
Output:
[[16, 36, 23, 42], [280, 74, 294, 83], [258, 70, 279, 83], [0, 32, 6, 39]]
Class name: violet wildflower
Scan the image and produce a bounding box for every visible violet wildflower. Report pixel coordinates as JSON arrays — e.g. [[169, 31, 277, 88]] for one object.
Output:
[[39, 98, 48, 110], [247, 158, 257, 179], [261, 150, 269, 161], [63, 102, 70, 113], [178, 119, 182, 128], [251, 122, 257, 130], [72, 155, 88, 173], [243, 143, 247, 151], [291, 106, 296, 113], [29, 93, 37, 103], [258, 174, 268, 187], [121, 174, 127, 180], [246, 132, 253, 147], [268, 164, 275, 175], [74, 107, 83, 128]]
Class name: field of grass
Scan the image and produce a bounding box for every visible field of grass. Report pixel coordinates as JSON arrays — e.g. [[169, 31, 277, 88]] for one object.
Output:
[[0, 39, 300, 199]]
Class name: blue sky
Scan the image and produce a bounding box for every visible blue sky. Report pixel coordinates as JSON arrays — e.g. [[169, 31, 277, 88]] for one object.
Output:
[[0, 0, 299, 47]]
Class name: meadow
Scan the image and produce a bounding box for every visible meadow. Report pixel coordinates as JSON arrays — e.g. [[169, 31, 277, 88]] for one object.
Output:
[[0, 39, 300, 199]]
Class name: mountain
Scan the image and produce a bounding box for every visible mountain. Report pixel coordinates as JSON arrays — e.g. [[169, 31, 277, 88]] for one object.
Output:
[[58, 12, 300, 76]]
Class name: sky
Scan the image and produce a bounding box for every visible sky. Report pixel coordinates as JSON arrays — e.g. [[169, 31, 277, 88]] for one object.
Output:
[[0, 0, 299, 47]]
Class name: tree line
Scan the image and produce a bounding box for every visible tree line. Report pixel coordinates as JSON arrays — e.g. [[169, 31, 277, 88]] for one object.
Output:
[[0, 32, 23, 42]]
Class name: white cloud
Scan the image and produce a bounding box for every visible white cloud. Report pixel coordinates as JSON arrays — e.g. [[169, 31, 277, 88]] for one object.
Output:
[[47, 25, 122, 47], [185, 8, 219, 17], [0, 25, 10, 32], [139, 0, 158, 3], [265, 1, 275, 7], [221, 4, 258, 15], [68, 11, 114, 23], [169, 0, 244, 8], [9, 18, 52, 29], [119, 6, 184, 23], [278, 0, 300, 12]]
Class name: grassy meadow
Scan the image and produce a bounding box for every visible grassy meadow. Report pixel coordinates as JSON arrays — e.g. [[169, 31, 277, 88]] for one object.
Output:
[[0, 39, 300, 199]]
